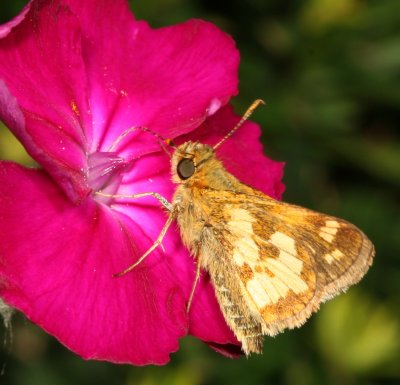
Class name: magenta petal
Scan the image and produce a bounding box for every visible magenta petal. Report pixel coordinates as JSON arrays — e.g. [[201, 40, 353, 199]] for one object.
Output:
[[0, 2, 30, 38], [0, 0, 241, 201], [0, 1, 285, 361], [0, 1, 91, 202], [62, 0, 239, 148], [207, 342, 243, 359], [0, 162, 188, 365]]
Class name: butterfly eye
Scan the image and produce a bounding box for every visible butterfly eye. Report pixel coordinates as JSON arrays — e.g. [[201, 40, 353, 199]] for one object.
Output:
[[177, 158, 195, 180]]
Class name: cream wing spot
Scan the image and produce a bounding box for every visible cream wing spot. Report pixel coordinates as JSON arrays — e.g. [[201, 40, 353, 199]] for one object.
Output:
[[268, 232, 305, 281], [320, 226, 338, 235], [324, 253, 334, 264], [227, 208, 258, 266], [247, 275, 271, 308], [266, 232, 308, 295], [247, 272, 290, 307], [332, 248, 344, 259], [319, 220, 341, 243], [270, 232, 296, 255], [271, 275, 291, 298], [324, 248, 344, 264], [319, 232, 335, 243], [265, 258, 308, 294], [326, 220, 340, 228], [258, 274, 282, 303], [278, 251, 303, 275], [232, 237, 260, 266]]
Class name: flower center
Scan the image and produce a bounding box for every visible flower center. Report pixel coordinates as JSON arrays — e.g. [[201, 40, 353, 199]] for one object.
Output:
[[87, 126, 169, 205], [88, 151, 128, 204]]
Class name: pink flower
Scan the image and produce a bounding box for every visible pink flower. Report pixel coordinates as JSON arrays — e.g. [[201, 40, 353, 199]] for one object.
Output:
[[0, 0, 284, 365]]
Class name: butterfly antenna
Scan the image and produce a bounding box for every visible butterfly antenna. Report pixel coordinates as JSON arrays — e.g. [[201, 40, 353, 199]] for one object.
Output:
[[213, 99, 265, 150], [108, 126, 176, 157]]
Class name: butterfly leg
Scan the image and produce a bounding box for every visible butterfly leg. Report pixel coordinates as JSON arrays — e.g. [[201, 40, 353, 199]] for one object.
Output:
[[114, 211, 177, 277], [96, 191, 176, 276], [186, 260, 202, 313], [96, 191, 173, 211]]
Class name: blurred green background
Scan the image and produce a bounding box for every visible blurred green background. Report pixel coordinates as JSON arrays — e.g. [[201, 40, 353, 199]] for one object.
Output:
[[1, 1, 399, 384]]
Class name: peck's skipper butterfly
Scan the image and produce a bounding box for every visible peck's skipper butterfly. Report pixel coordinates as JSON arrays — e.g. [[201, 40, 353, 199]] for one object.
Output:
[[99, 100, 374, 355]]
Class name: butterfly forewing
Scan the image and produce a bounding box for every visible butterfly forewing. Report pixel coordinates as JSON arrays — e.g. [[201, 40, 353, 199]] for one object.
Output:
[[202, 190, 374, 336], [266, 203, 374, 297]]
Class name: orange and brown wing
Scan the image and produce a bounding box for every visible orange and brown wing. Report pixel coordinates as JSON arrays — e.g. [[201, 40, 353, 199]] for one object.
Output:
[[205, 190, 374, 336]]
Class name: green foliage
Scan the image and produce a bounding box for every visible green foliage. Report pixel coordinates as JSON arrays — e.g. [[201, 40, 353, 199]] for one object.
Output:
[[1, 1, 399, 384]]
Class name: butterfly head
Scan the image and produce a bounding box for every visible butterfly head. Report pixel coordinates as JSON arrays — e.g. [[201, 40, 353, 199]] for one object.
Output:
[[170, 100, 265, 187], [171, 141, 216, 185]]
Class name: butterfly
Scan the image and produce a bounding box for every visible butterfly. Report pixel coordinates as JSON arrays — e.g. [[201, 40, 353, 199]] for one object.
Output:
[[99, 100, 375, 355]]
